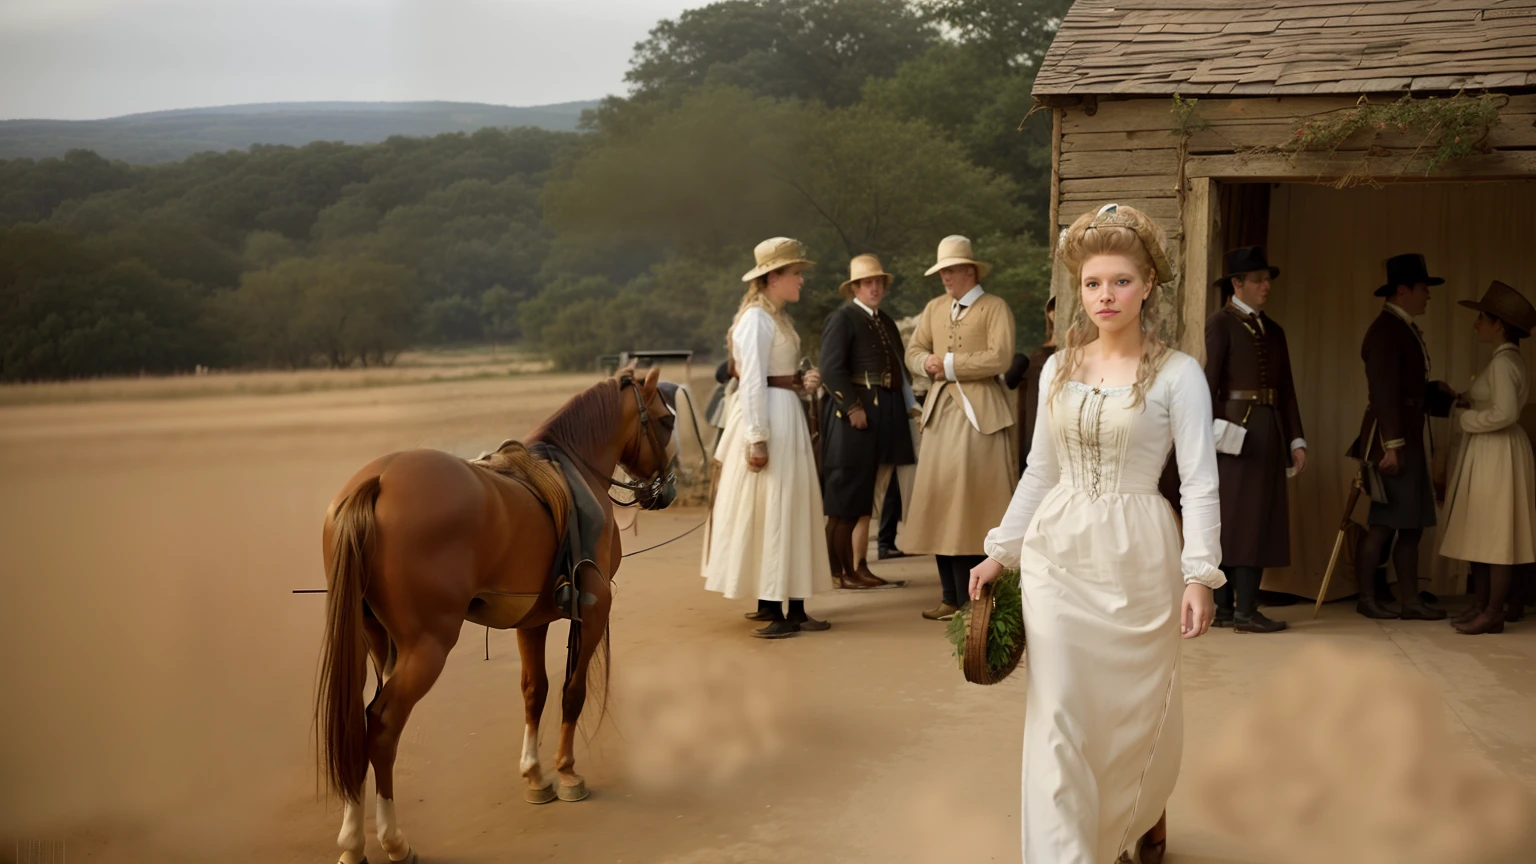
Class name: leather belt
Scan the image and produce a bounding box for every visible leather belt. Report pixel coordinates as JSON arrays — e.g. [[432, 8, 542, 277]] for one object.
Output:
[[851, 371, 894, 389], [1227, 388, 1278, 406], [765, 375, 801, 391]]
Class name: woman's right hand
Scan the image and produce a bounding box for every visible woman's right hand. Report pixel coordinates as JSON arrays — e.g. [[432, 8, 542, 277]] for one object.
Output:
[[746, 442, 769, 473], [968, 557, 1005, 602]]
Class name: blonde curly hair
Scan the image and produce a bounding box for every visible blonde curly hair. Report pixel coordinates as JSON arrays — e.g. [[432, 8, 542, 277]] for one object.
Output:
[[1050, 203, 1174, 409]]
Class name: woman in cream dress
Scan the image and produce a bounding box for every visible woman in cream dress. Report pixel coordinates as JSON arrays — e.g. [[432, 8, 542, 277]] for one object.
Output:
[[1442, 280, 1536, 635], [970, 204, 1222, 864], [703, 237, 834, 638]]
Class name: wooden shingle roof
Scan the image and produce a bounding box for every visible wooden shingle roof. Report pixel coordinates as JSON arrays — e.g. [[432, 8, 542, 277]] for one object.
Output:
[[1034, 0, 1536, 96]]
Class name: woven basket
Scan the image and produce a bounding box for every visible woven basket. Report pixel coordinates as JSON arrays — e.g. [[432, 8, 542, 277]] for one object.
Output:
[[963, 580, 1027, 686]]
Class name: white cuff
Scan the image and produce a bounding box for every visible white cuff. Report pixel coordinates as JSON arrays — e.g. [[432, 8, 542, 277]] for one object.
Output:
[[746, 426, 769, 444], [982, 540, 1020, 571], [943, 352, 956, 382], [1290, 438, 1307, 451], [1183, 567, 1226, 589]]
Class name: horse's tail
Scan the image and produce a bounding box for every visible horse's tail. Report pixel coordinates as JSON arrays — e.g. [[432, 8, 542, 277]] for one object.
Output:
[[565, 612, 612, 735], [316, 474, 381, 804]]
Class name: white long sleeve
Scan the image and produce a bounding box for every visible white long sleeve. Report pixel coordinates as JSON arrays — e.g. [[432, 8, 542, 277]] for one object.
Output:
[[1460, 349, 1523, 434], [732, 307, 776, 444], [984, 354, 1062, 568], [1166, 354, 1225, 587]]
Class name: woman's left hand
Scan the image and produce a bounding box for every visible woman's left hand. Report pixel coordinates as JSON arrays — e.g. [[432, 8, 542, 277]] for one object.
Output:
[[801, 368, 821, 392], [1181, 583, 1214, 639]]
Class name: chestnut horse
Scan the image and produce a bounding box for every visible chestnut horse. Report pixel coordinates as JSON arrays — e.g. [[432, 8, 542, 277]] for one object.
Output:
[[316, 368, 676, 864]]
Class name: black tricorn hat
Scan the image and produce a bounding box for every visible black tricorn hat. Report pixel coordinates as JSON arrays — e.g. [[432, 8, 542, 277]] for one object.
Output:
[[1377, 253, 1445, 298], [1213, 246, 1280, 289]]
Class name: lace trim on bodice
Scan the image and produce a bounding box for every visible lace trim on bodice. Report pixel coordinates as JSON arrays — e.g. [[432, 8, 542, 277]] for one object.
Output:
[[1062, 381, 1133, 499]]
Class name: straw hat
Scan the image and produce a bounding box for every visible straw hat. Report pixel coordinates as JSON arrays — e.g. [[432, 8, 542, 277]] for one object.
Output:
[[839, 254, 893, 298], [741, 237, 814, 282], [924, 235, 991, 280], [1459, 280, 1536, 336]]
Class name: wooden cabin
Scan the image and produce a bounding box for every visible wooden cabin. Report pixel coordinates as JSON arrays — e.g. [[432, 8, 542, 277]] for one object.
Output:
[[1031, 0, 1536, 599]]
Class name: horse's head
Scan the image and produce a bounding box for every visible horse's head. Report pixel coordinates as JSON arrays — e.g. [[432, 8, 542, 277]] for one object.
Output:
[[616, 367, 678, 510]]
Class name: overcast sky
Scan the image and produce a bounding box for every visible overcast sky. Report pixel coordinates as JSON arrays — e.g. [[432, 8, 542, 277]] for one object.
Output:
[[0, 0, 699, 120]]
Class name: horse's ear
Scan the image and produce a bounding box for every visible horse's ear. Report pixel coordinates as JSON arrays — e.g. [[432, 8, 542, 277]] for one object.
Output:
[[642, 366, 661, 396]]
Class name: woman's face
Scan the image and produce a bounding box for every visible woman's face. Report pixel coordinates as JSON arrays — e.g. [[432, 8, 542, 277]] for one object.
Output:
[[1080, 254, 1151, 336], [766, 264, 805, 304], [1473, 311, 1504, 344], [853, 276, 887, 308]]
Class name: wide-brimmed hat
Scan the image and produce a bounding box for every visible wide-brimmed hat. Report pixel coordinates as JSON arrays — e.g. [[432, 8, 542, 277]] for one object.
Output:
[[741, 237, 814, 282], [839, 253, 893, 298], [1214, 246, 1280, 289], [1459, 280, 1536, 336], [924, 235, 991, 280], [1377, 253, 1444, 297]]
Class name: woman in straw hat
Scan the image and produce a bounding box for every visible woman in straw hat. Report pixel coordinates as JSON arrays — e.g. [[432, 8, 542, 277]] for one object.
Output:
[[902, 235, 1019, 620], [1441, 280, 1536, 635], [702, 237, 833, 638], [969, 204, 1222, 864], [819, 254, 916, 589]]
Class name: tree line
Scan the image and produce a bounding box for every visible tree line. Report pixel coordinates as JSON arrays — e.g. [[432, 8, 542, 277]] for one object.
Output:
[[0, 0, 1070, 382]]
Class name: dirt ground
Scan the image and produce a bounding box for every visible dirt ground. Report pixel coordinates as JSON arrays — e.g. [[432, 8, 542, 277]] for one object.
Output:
[[2, 369, 1534, 864]]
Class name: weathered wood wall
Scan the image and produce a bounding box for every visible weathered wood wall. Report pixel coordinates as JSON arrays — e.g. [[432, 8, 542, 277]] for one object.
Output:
[[1048, 92, 1536, 355]]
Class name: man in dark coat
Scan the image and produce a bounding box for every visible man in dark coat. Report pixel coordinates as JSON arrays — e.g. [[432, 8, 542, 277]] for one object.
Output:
[[1206, 247, 1306, 633], [820, 254, 916, 589], [1349, 253, 1458, 620]]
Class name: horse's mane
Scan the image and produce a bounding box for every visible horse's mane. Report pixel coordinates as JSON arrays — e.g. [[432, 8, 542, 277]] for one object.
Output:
[[526, 376, 626, 465]]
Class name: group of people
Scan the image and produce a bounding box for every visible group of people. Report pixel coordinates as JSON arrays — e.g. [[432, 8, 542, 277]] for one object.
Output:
[[695, 206, 1536, 862]]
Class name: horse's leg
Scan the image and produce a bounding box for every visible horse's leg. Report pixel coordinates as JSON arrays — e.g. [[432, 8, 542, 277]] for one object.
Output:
[[554, 572, 613, 802], [515, 623, 556, 803], [366, 633, 454, 864]]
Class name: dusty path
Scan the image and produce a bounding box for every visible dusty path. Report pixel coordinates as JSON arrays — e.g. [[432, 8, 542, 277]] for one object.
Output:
[[2, 372, 1533, 863]]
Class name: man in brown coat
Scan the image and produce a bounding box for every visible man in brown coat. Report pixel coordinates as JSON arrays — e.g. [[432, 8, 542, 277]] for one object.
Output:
[[1206, 247, 1306, 633], [1349, 253, 1459, 620], [903, 235, 1017, 621]]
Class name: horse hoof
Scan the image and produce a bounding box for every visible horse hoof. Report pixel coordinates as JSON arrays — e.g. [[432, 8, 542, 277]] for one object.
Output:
[[524, 784, 557, 804], [390, 851, 418, 864], [556, 780, 590, 802]]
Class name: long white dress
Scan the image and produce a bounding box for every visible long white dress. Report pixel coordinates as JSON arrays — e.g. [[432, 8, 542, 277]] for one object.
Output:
[[984, 351, 1223, 864], [1439, 342, 1536, 565], [703, 305, 834, 601]]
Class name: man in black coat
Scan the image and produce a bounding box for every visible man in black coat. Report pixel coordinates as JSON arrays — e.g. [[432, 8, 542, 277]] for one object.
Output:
[[1349, 253, 1458, 620], [1206, 247, 1306, 633], [820, 254, 916, 589]]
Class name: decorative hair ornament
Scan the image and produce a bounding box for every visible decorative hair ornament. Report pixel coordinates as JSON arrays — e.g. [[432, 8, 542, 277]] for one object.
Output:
[[1085, 202, 1174, 284]]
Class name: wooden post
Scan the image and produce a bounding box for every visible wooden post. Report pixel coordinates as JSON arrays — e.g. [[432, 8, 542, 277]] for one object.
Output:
[[1049, 106, 1063, 255], [1180, 177, 1217, 362]]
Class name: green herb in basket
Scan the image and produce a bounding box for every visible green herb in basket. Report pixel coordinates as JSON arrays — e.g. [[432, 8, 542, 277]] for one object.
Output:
[[946, 569, 1024, 673]]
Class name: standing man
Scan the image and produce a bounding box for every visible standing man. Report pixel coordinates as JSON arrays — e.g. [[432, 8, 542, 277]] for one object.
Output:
[[1349, 253, 1458, 620], [1205, 247, 1306, 633], [820, 254, 916, 589], [902, 236, 1017, 621]]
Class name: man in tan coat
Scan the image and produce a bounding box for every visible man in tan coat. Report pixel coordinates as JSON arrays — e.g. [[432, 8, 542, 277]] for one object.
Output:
[[901, 235, 1018, 620]]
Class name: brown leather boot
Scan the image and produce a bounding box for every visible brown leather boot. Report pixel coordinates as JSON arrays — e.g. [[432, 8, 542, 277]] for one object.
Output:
[[1455, 609, 1505, 635], [826, 518, 850, 588]]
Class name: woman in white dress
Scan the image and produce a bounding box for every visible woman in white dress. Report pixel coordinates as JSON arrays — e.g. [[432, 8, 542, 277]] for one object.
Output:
[[1441, 280, 1536, 635], [703, 237, 835, 638], [969, 204, 1223, 864]]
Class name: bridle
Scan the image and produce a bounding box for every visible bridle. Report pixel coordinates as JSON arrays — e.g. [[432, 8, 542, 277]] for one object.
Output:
[[604, 373, 677, 508]]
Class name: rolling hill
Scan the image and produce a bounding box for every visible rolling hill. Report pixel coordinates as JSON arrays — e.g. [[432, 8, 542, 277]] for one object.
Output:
[[0, 100, 600, 163]]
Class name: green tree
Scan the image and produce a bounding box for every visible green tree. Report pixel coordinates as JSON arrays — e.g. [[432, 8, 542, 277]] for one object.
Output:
[[623, 0, 938, 109], [480, 284, 518, 358]]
